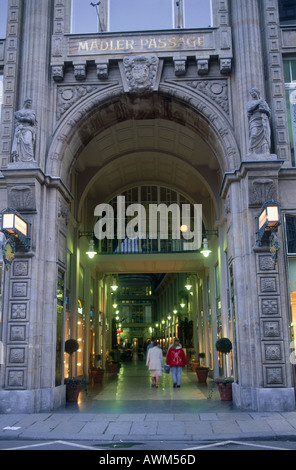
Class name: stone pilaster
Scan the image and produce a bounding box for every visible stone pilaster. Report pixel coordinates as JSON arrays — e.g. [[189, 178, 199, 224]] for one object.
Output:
[[230, 0, 266, 157], [0, 168, 72, 413], [221, 160, 295, 411], [16, 0, 53, 170]]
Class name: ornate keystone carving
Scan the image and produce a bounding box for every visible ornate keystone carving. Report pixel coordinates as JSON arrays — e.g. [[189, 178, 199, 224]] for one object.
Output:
[[122, 55, 159, 93]]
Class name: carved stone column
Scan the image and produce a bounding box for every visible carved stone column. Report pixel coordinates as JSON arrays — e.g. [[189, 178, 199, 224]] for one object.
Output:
[[221, 161, 295, 411], [0, 168, 72, 413], [230, 0, 266, 157]]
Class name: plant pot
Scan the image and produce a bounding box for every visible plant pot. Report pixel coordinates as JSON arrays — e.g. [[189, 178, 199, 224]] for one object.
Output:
[[217, 382, 232, 401], [107, 362, 118, 373], [91, 369, 104, 384], [191, 361, 200, 372], [196, 367, 209, 383], [65, 380, 82, 403]]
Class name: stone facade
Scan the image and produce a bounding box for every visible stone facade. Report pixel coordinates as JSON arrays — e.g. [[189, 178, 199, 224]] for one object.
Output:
[[0, 0, 295, 412]]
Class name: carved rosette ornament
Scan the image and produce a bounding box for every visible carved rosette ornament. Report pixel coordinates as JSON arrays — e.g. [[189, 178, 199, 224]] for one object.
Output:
[[123, 55, 159, 93]]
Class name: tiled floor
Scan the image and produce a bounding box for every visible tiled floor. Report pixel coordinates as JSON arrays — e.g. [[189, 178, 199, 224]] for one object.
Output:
[[59, 357, 233, 414]]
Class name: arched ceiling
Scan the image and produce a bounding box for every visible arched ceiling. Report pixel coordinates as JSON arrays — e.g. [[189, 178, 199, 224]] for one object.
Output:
[[74, 119, 221, 217]]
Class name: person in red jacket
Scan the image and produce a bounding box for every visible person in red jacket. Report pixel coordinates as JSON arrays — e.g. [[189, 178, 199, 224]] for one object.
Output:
[[166, 339, 187, 388]]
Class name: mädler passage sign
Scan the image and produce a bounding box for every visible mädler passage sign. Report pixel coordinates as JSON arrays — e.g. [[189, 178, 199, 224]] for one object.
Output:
[[68, 31, 215, 57]]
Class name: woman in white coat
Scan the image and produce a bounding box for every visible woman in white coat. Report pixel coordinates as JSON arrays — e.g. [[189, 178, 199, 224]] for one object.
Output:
[[146, 341, 163, 388]]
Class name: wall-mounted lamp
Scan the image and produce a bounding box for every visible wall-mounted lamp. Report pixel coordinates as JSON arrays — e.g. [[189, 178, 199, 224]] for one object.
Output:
[[86, 239, 97, 259], [111, 277, 118, 292], [185, 277, 192, 291], [1, 208, 30, 252], [180, 299, 186, 308], [200, 238, 212, 257], [79, 231, 97, 259], [256, 200, 281, 246]]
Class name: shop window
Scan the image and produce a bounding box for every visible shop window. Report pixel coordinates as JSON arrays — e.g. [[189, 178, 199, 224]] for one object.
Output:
[[279, 0, 296, 25], [285, 215, 296, 364], [0, 0, 8, 38], [286, 214, 296, 254], [71, 0, 212, 33], [284, 59, 296, 166]]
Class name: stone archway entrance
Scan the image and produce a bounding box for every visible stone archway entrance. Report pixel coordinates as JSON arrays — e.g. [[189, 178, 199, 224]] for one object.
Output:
[[62, 98, 230, 406]]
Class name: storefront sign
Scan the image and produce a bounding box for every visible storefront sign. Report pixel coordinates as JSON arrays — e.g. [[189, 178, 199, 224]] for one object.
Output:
[[68, 31, 215, 57]]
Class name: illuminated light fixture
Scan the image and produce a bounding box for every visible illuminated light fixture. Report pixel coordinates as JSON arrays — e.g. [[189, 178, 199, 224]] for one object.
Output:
[[180, 299, 186, 309], [1, 208, 30, 251], [201, 238, 212, 258], [86, 239, 97, 259], [180, 224, 188, 233], [111, 277, 118, 292], [112, 301, 118, 309], [256, 200, 281, 246], [185, 277, 192, 291], [173, 308, 178, 314]]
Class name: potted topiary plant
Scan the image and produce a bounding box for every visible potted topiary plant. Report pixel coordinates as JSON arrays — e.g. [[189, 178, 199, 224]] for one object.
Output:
[[106, 354, 118, 373], [215, 377, 234, 400], [64, 339, 86, 402], [215, 338, 233, 400], [196, 364, 210, 383], [195, 353, 209, 383], [91, 354, 105, 383], [215, 337, 232, 355]]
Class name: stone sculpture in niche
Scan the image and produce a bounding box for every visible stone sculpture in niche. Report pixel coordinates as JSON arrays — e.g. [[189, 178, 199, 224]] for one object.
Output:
[[247, 88, 271, 155], [11, 98, 37, 163], [123, 55, 159, 93]]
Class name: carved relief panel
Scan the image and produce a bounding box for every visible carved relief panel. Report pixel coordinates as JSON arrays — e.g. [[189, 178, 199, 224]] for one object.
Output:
[[256, 252, 287, 388], [5, 258, 31, 389]]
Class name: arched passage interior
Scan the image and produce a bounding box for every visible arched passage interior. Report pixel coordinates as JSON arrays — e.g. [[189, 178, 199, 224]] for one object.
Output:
[[59, 98, 234, 399]]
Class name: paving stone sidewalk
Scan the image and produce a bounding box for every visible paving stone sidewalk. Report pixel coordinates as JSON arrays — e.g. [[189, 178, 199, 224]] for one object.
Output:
[[1, 411, 296, 442]]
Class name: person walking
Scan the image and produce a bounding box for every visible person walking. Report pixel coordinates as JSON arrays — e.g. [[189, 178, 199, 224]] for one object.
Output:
[[146, 341, 163, 388], [166, 339, 187, 388]]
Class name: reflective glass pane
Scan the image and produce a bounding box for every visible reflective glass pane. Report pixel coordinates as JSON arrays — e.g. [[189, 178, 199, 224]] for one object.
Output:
[[109, 0, 172, 32], [184, 0, 212, 28], [286, 215, 296, 254], [0, 0, 8, 38], [71, 0, 98, 33]]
